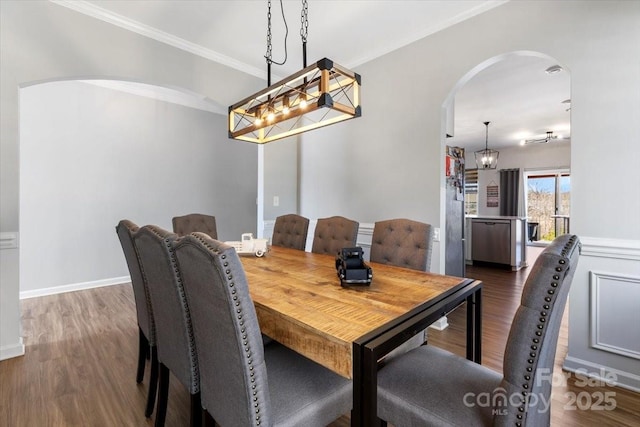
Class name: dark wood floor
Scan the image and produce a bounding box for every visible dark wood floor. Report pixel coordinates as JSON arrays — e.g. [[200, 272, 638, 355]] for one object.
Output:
[[1, 248, 638, 426]]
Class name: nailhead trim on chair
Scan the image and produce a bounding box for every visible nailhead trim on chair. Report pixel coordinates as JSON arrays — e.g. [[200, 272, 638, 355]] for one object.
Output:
[[190, 233, 264, 426], [516, 235, 579, 426], [148, 225, 200, 393], [121, 221, 157, 346]]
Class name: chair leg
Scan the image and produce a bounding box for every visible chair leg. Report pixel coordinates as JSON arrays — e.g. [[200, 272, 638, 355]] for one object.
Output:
[[155, 363, 170, 427], [145, 346, 159, 418], [203, 409, 216, 427], [190, 392, 202, 427], [136, 328, 148, 383]]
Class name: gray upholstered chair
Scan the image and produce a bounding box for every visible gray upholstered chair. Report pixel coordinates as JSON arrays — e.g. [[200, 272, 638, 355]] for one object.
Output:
[[377, 234, 581, 427], [370, 218, 434, 271], [272, 213, 310, 251], [311, 215, 359, 255], [172, 213, 217, 239], [133, 225, 200, 427], [115, 219, 158, 418], [174, 233, 352, 427], [371, 219, 435, 359]]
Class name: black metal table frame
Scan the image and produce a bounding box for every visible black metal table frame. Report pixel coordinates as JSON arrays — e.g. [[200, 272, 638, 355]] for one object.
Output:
[[351, 279, 483, 426]]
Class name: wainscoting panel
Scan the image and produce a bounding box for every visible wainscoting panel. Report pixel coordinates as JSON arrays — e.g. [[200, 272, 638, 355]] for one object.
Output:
[[590, 271, 640, 360], [565, 236, 640, 392]]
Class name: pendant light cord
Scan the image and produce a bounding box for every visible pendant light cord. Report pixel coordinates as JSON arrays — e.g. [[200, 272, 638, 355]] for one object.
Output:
[[265, 0, 309, 69], [265, 0, 288, 67], [300, 0, 308, 67]]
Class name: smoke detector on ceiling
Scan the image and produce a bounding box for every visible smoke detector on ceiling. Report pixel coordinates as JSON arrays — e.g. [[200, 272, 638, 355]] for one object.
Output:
[[545, 65, 563, 74]]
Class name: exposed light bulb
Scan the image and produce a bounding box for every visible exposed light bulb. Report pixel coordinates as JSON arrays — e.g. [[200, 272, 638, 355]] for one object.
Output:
[[267, 112, 275, 122], [282, 106, 290, 115], [300, 99, 308, 109], [255, 117, 263, 126]]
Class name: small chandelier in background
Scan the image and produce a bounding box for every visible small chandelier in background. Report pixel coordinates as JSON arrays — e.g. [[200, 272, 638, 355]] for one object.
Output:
[[228, 0, 361, 144], [475, 121, 499, 170]]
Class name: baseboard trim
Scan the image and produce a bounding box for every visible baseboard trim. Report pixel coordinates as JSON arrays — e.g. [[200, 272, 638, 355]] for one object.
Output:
[[563, 355, 640, 393], [0, 338, 25, 361], [20, 276, 130, 300]]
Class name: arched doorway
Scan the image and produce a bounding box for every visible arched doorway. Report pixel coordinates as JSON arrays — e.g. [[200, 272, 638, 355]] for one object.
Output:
[[441, 51, 571, 275], [18, 79, 256, 297]]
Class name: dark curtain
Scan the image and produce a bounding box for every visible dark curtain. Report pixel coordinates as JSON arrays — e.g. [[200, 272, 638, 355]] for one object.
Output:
[[500, 168, 520, 216]]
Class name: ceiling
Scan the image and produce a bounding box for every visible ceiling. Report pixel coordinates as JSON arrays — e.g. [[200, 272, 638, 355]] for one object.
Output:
[[58, 0, 570, 151], [451, 54, 571, 151]]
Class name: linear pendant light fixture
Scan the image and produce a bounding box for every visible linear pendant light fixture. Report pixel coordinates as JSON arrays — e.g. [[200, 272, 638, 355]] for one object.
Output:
[[522, 130, 568, 145], [228, 0, 361, 144], [475, 121, 499, 170]]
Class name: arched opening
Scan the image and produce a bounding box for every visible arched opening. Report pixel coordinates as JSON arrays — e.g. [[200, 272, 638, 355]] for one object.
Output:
[[440, 51, 571, 276], [18, 78, 256, 297]]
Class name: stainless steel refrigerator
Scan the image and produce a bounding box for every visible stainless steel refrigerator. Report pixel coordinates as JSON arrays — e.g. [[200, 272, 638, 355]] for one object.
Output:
[[445, 147, 465, 277]]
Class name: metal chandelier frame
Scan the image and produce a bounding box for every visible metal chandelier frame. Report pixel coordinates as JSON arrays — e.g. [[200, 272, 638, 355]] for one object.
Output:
[[228, 0, 361, 144], [474, 121, 499, 170]]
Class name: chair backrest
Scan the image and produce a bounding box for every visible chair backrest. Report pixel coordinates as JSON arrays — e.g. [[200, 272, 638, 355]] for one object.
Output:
[[133, 225, 199, 394], [115, 219, 156, 346], [370, 218, 434, 271], [272, 214, 309, 251], [172, 213, 218, 239], [311, 216, 359, 255], [495, 234, 580, 426], [174, 234, 271, 426]]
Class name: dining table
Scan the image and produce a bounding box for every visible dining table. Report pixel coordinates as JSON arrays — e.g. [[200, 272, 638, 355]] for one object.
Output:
[[240, 245, 482, 426]]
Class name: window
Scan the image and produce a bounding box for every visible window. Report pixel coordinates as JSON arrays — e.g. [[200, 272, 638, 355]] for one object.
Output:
[[525, 171, 570, 242]]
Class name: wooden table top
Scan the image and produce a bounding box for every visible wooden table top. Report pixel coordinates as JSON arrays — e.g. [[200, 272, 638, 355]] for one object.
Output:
[[240, 246, 469, 378]]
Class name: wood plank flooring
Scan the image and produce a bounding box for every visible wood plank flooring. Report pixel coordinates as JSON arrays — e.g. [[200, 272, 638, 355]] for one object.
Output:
[[1, 247, 638, 426]]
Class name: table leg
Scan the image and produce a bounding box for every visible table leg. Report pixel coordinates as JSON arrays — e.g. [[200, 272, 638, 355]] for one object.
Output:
[[475, 288, 482, 363], [465, 288, 482, 363], [352, 341, 381, 426], [351, 342, 363, 426], [353, 281, 482, 426]]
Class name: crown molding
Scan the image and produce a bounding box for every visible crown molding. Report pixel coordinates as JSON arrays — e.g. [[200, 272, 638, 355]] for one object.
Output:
[[50, 0, 266, 80], [348, 0, 509, 68]]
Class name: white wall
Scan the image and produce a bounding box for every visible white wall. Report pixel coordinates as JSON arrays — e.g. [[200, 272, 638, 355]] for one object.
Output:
[[264, 139, 299, 220], [19, 80, 257, 295], [301, 0, 640, 239], [299, 1, 640, 389], [0, 1, 264, 359], [467, 142, 571, 217]]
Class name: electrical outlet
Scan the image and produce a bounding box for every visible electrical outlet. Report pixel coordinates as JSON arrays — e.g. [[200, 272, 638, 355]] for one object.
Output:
[[273, 196, 279, 207], [433, 227, 440, 242]]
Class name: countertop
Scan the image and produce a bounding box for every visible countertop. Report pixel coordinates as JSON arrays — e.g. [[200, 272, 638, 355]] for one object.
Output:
[[466, 215, 527, 220]]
